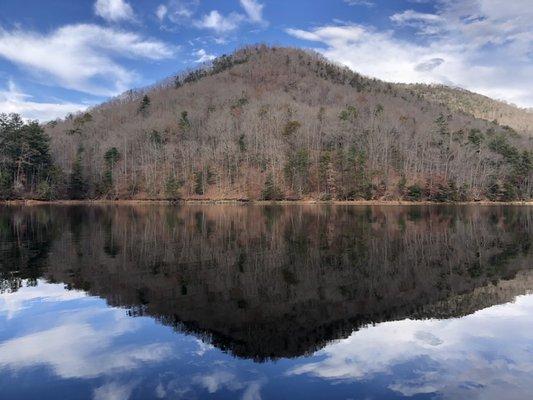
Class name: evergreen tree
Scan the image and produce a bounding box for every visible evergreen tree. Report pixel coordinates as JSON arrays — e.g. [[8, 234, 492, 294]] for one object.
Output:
[[179, 111, 190, 135], [138, 95, 151, 116], [0, 113, 52, 196], [262, 173, 283, 200], [69, 149, 86, 199], [101, 147, 120, 195]]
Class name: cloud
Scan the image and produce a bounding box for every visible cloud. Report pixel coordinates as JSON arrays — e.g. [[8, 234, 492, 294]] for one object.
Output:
[[240, 0, 267, 24], [390, 10, 444, 35], [391, 10, 443, 25], [193, 49, 216, 63], [193, 370, 266, 400], [286, 0, 533, 107], [0, 24, 175, 96], [194, 370, 239, 393], [344, 0, 375, 7], [93, 381, 137, 400], [415, 57, 445, 72], [156, 4, 168, 21], [157, 0, 199, 24], [194, 0, 267, 35], [0, 80, 88, 121], [94, 0, 135, 23], [194, 10, 245, 34]]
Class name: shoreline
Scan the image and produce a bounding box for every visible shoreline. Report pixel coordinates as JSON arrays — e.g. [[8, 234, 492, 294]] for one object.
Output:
[[1, 199, 532, 206]]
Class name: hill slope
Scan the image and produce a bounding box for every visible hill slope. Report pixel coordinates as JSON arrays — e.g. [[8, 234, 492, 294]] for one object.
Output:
[[402, 83, 533, 135], [1, 45, 532, 201]]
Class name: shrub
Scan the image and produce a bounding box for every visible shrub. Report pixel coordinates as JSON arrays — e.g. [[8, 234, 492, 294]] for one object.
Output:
[[262, 173, 283, 200], [407, 184, 423, 201]]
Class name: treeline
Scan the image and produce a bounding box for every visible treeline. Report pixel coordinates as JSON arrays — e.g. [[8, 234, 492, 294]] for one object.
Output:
[[1, 46, 533, 201], [0, 114, 56, 199]]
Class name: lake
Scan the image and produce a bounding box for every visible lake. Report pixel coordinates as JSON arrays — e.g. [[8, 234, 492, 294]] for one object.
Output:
[[1, 204, 532, 400]]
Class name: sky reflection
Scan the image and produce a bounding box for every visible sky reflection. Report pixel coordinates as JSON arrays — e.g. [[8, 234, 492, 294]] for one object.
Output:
[[1, 280, 533, 399], [288, 295, 533, 399]]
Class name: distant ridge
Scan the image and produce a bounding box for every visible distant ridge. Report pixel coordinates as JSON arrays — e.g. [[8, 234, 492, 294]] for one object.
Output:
[[402, 83, 533, 135]]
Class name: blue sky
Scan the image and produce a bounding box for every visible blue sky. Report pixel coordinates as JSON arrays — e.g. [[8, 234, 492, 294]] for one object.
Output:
[[0, 0, 531, 120]]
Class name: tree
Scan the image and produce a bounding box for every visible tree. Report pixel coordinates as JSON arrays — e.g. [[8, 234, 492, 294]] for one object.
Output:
[[435, 113, 449, 136], [104, 147, 120, 168], [69, 148, 86, 199], [262, 172, 283, 200], [101, 147, 121, 195], [138, 95, 151, 116], [285, 149, 310, 196], [165, 175, 182, 199], [282, 121, 300, 137], [0, 113, 52, 196], [179, 111, 190, 135], [339, 106, 358, 123]]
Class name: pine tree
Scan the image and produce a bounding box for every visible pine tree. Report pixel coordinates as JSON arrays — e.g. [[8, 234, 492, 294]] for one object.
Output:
[[138, 95, 151, 116], [69, 149, 86, 199], [179, 111, 190, 135], [262, 173, 282, 200]]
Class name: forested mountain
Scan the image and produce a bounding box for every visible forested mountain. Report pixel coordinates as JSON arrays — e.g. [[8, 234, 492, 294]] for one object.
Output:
[[1, 45, 532, 201]]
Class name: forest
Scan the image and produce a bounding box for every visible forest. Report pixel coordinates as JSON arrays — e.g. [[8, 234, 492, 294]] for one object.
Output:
[[0, 46, 532, 201]]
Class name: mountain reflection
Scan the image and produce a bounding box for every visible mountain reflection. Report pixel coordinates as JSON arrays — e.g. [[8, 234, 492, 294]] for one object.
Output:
[[1, 204, 532, 360]]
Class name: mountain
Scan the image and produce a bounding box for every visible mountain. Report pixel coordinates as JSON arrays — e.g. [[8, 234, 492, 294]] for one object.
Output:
[[1, 45, 532, 201]]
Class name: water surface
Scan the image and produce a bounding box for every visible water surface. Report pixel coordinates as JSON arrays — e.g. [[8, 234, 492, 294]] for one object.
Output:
[[1, 204, 532, 399]]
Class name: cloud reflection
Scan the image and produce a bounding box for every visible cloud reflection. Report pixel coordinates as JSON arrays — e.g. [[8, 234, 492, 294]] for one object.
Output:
[[0, 280, 86, 319], [287, 295, 533, 399], [0, 281, 173, 380]]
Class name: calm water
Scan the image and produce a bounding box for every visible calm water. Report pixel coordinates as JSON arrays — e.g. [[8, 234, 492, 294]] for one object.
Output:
[[1, 204, 532, 400]]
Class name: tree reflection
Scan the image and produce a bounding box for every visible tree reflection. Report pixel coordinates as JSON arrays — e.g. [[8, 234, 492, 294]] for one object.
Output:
[[1, 204, 532, 360]]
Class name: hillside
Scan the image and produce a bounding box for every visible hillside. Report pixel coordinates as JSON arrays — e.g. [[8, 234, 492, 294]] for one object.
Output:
[[1, 45, 532, 201], [402, 83, 533, 135]]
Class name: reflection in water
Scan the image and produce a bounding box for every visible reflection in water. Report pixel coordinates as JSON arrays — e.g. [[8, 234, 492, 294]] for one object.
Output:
[[0, 204, 532, 399]]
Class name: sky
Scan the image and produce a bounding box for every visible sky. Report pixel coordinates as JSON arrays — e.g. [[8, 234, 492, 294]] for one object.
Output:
[[0, 0, 531, 121]]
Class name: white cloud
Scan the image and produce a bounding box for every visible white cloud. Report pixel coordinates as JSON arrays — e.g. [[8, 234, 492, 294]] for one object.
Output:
[[193, 49, 216, 63], [286, 0, 533, 107], [156, 4, 168, 21], [193, 0, 267, 34], [93, 381, 137, 400], [194, 10, 245, 34], [194, 370, 238, 393], [240, 0, 267, 24], [391, 9, 443, 25], [0, 24, 175, 96], [192, 370, 266, 400], [0, 80, 88, 121], [390, 10, 444, 35], [344, 0, 375, 7], [156, 1, 200, 25], [94, 0, 135, 23]]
